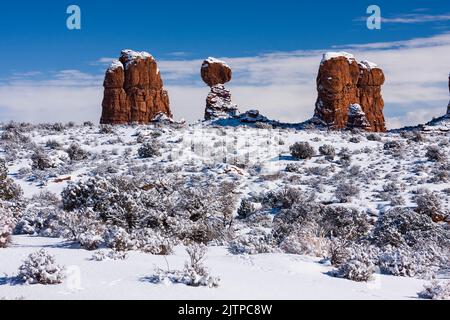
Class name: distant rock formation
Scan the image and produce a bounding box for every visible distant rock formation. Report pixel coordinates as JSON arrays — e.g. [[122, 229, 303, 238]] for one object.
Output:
[[201, 57, 238, 120], [346, 104, 371, 130], [313, 52, 386, 132], [101, 50, 171, 125]]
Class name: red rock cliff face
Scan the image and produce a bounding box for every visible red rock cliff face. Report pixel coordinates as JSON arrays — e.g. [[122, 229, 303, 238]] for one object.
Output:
[[313, 53, 386, 132], [100, 50, 171, 125]]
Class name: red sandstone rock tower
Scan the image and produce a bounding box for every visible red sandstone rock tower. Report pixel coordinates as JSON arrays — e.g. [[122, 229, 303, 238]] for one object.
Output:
[[101, 50, 171, 125], [313, 52, 386, 132]]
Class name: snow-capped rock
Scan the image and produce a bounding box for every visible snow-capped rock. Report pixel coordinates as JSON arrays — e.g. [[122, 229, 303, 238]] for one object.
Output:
[[313, 53, 386, 132], [205, 85, 239, 120], [346, 104, 371, 130], [201, 57, 232, 87], [100, 50, 171, 125]]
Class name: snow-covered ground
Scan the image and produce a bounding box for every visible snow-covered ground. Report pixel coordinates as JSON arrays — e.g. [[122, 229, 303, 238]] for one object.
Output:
[[0, 121, 449, 300], [0, 236, 425, 300]]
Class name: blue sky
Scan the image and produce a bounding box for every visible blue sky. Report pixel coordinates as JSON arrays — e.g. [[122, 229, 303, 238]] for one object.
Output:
[[0, 0, 449, 127]]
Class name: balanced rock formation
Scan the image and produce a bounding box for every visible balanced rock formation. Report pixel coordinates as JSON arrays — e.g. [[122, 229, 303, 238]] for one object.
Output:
[[201, 57, 238, 120], [101, 50, 171, 125], [313, 52, 386, 132], [346, 104, 371, 130]]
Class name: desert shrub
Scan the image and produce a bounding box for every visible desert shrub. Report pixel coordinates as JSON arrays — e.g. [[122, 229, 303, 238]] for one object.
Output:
[[0, 206, 14, 248], [0, 159, 23, 201], [150, 244, 220, 288], [335, 181, 360, 203], [336, 259, 374, 282], [237, 199, 256, 219], [18, 249, 65, 285], [15, 192, 62, 237], [99, 124, 115, 134], [321, 206, 371, 240], [66, 143, 88, 161], [378, 246, 440, 278], [285, 163, 301, 173], [337, 147, 352, 167], [384, 141, 402, 150], [349, 136, 361, 144], [132, 229, 175, 255], [104, 226, 134, 251], [228, 229, 276, 255], [91, 250, 128, 261], [414, 190, 444, 220], [262, 187, 305, 210], [419, 281, 450, 300], [366, 133, 382, 142], [290, 142, 315, 160], [31, 149, 53, 170], [372, 207, 449, 248], [138, 141, 162, 158], [425, 145, 446, 162], [45, 139, 61, 150], [319, 145, 336, 160], [279, 220, 329, 257]]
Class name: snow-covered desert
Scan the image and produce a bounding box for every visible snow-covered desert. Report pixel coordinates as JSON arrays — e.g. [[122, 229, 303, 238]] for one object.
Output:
[[1, 117, 449, 300]]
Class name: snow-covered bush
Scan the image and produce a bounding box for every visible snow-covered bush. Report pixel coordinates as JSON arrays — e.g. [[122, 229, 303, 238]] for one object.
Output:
[[0, 159, 23, 202], [45, 139, 61, 150], [18, 249, 65, 285], [91, 249, 128, 261], [285, 163, 301, 173], [414, 190, 444, 220], [366, 133, 382, 142], [290, 142, 315, 160], [425, 145, 446, 162], [336, 258, 374, 282], [279, 220, 329, 257], [0, 205, 14, 248], [151, 244, 220, 288], [228, 229, 276, 255], [105, 226, 134, 251], [378, 246, 440, 278], [319, 144, 336, 160], [335, 181, 360, 203], [15, 192, 63, 237], [419, 281, 450, 300], [138, 141, 162, 158], [31, 149, 53, 170], [384, 141, 402, 150], [337, 147, 352, 167], [237, 199, 256, 219], [372, 207, 449, 249], [66, 143, 88, 161], [321, 206, 371, 240], [132, 228, 175, 255]]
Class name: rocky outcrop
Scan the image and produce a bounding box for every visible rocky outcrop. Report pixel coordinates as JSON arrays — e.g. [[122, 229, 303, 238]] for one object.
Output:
[[101, 50, 171, 125], [313, 52, 386, 132], [202, 58, 239, 120], [346, 104, 371, 130]]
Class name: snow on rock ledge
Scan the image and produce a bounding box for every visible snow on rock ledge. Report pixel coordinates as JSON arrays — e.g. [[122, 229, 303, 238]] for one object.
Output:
[[321, 52, 355, 64]]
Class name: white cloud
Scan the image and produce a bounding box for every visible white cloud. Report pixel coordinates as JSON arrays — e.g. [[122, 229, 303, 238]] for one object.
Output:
[[1, 33, 449, 129], [382, 13, 450, 24]]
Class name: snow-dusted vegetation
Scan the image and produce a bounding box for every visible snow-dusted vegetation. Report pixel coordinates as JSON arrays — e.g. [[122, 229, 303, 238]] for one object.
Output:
[[0, 120, 449, 299]]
